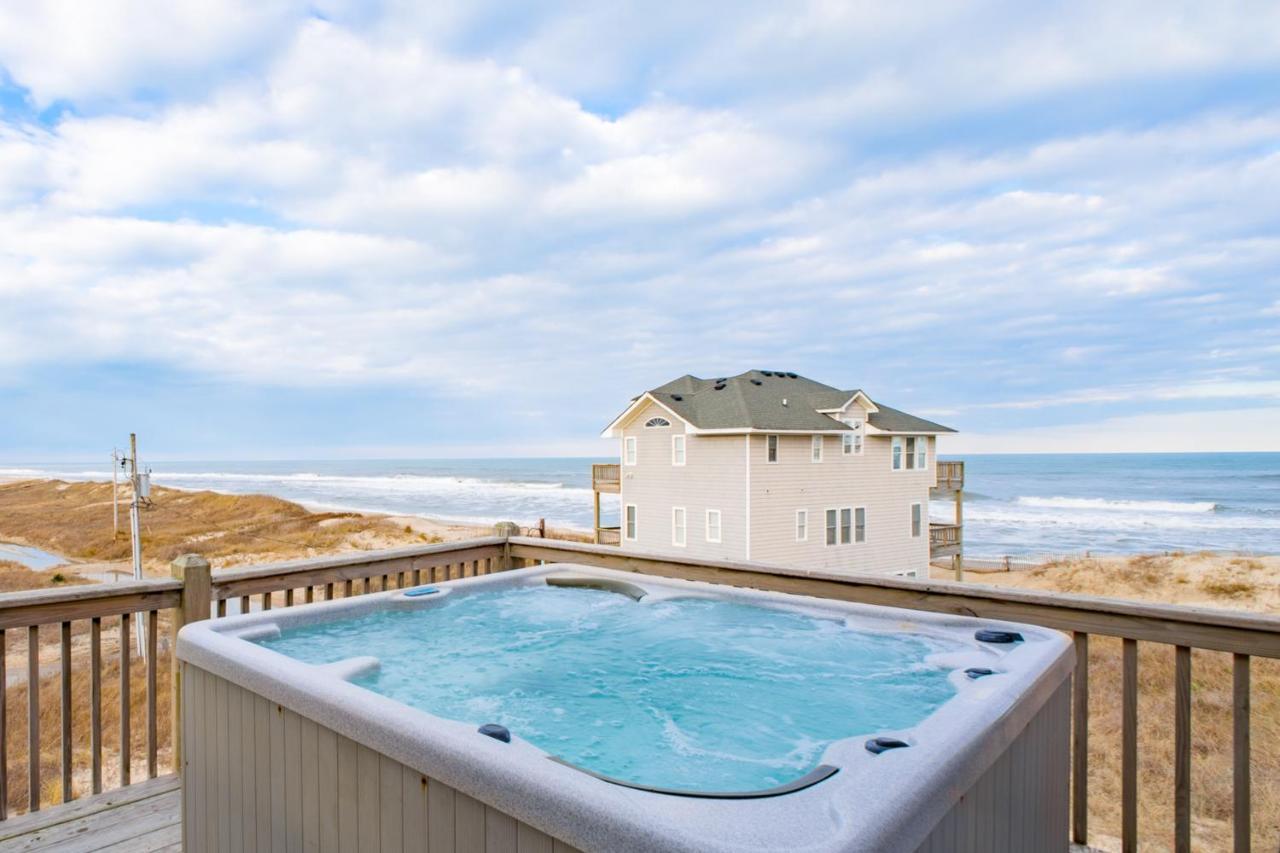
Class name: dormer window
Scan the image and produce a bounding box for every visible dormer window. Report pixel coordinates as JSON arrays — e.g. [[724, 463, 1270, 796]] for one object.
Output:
[[841, 419, 863, 455], [644, 417, 671, 428]]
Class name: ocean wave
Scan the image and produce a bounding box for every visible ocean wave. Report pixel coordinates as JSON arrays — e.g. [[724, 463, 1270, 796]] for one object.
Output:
[[1015, 496, 1218, 513], [151, 470, 578, 491], [961, 505, 1280, 531], [0, 467, 53, 479]]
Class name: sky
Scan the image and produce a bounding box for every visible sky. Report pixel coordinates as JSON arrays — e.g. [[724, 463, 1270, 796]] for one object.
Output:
[[0, 1, 1278, 460]]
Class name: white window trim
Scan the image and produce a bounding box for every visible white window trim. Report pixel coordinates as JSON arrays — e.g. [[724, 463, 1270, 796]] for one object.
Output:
[[705, 509, 722, 543], [839, 506, 853, 545], [766, 434, 779, 464], [624, 504, 638, 541], [811, 434, 823, 463], [891, 436, 903, 471], [855, 505, 867, 544], [916, 437, 928, 470], [624, 436, 637, 466], [911, 501, 923, 538], [671, 434, 686, 466], [824, 507, 839, 547], [672, 506, 687, 547], [644, 417, 671, 428], [795, 509, 808, 542]]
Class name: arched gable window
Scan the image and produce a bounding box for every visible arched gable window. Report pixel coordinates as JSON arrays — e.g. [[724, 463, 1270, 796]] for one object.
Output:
[[644, 417, 671, 428]]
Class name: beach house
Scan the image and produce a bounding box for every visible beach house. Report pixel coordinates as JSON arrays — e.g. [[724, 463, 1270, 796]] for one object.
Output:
[[593, 370, 964, 577]]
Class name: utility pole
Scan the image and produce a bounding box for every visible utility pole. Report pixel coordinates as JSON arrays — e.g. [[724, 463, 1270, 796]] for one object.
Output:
[[111, 449, 122, 539], [125, 434, 149, 660]]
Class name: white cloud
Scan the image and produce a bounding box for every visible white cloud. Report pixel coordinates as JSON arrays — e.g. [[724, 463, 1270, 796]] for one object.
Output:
[[0, 0, 307, 105], [0, 2, 1277, 452]]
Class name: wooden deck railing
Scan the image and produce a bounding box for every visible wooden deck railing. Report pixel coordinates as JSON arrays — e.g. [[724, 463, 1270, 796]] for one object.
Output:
[[928, 522, 962, 555], [591, 463, 621, 493], [0, 579, 182, 817], [1, 531, 1276, 852], [933, 459, 964, 490]]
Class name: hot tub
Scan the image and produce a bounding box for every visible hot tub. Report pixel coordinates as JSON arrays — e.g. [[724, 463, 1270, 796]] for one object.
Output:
[[176, 563, 1073, 852]]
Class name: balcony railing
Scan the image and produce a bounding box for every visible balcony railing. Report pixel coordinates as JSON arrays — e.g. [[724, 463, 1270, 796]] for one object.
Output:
[[0, 532, 1275, 852], [595, 526, 621, 546], [933, 459, 965, 491], [591, 463, 621, 493], [929, 522, 962, 555]]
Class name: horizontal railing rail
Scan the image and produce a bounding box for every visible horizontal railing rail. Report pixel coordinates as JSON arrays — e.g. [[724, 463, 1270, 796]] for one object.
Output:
[[208, 538, 507, 611], [0, 530, 1275, 851]]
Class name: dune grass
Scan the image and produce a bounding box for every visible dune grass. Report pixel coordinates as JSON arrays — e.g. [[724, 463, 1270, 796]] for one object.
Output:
[[0, 479, 435, 573]]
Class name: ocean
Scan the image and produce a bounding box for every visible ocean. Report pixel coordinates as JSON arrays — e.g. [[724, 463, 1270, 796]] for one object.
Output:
[[2, 453, 1277, 557]]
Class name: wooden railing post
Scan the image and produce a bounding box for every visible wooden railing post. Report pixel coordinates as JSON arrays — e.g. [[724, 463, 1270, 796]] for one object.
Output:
[[170, 554, 211, 772], [493, 522, 519, 570]]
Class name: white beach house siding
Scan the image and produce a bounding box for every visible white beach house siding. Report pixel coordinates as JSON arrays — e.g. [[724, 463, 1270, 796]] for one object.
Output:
[[748, 433, 933, 575], [617, 401, 749, 561]]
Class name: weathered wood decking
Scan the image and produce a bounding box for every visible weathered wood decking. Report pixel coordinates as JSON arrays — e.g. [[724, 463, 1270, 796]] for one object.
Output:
[[0, 774, 180, 852]]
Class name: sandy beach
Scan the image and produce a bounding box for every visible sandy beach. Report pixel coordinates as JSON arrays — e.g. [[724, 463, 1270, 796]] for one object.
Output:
[[0, 478, 588, 588]]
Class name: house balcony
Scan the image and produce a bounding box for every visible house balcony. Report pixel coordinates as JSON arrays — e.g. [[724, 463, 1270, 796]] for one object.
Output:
[[596, 525, 621, 546], [929, 522, 962, 557], [932, 459, 964, 494], [592, 462, 621, 493]]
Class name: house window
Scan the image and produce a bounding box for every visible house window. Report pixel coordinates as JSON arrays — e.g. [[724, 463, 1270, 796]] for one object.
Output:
[[767, 435, 778, 463], [795, 509, 808, 541], [892, 437, 903, 470], [911, 503, 922, 538], [672, 435, 686, 466], [825, 509, 838, 546], [706, 509, 722, 543], [840, 508, 852, 544], [915, 437, 927, 470], [905, 437, 916, 470], [841, 419, 863, 455], [644, 417, 670, 428], [624, 436, 637, 466], [624, 504, 637, 540], [811, 435, 823, 463], [672, 507, 686, 547], [855, 507, 866, 542]]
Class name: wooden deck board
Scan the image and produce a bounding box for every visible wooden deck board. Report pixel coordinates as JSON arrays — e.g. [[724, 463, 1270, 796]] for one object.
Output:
[[0, 775, 181, 853]]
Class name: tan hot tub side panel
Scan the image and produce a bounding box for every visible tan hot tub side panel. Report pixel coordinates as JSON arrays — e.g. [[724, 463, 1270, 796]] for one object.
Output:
[[181, 664, 582, 853]]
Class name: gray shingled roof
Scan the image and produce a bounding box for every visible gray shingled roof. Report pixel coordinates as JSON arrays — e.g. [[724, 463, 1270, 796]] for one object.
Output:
[[625, 370, 955, 433]]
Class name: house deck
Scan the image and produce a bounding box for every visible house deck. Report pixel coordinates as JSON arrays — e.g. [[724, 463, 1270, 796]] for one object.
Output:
[[0, 774, 181, 852]]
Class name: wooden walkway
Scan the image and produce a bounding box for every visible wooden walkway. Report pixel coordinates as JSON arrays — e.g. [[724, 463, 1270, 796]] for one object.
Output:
[[0, 775, 181, 852]]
